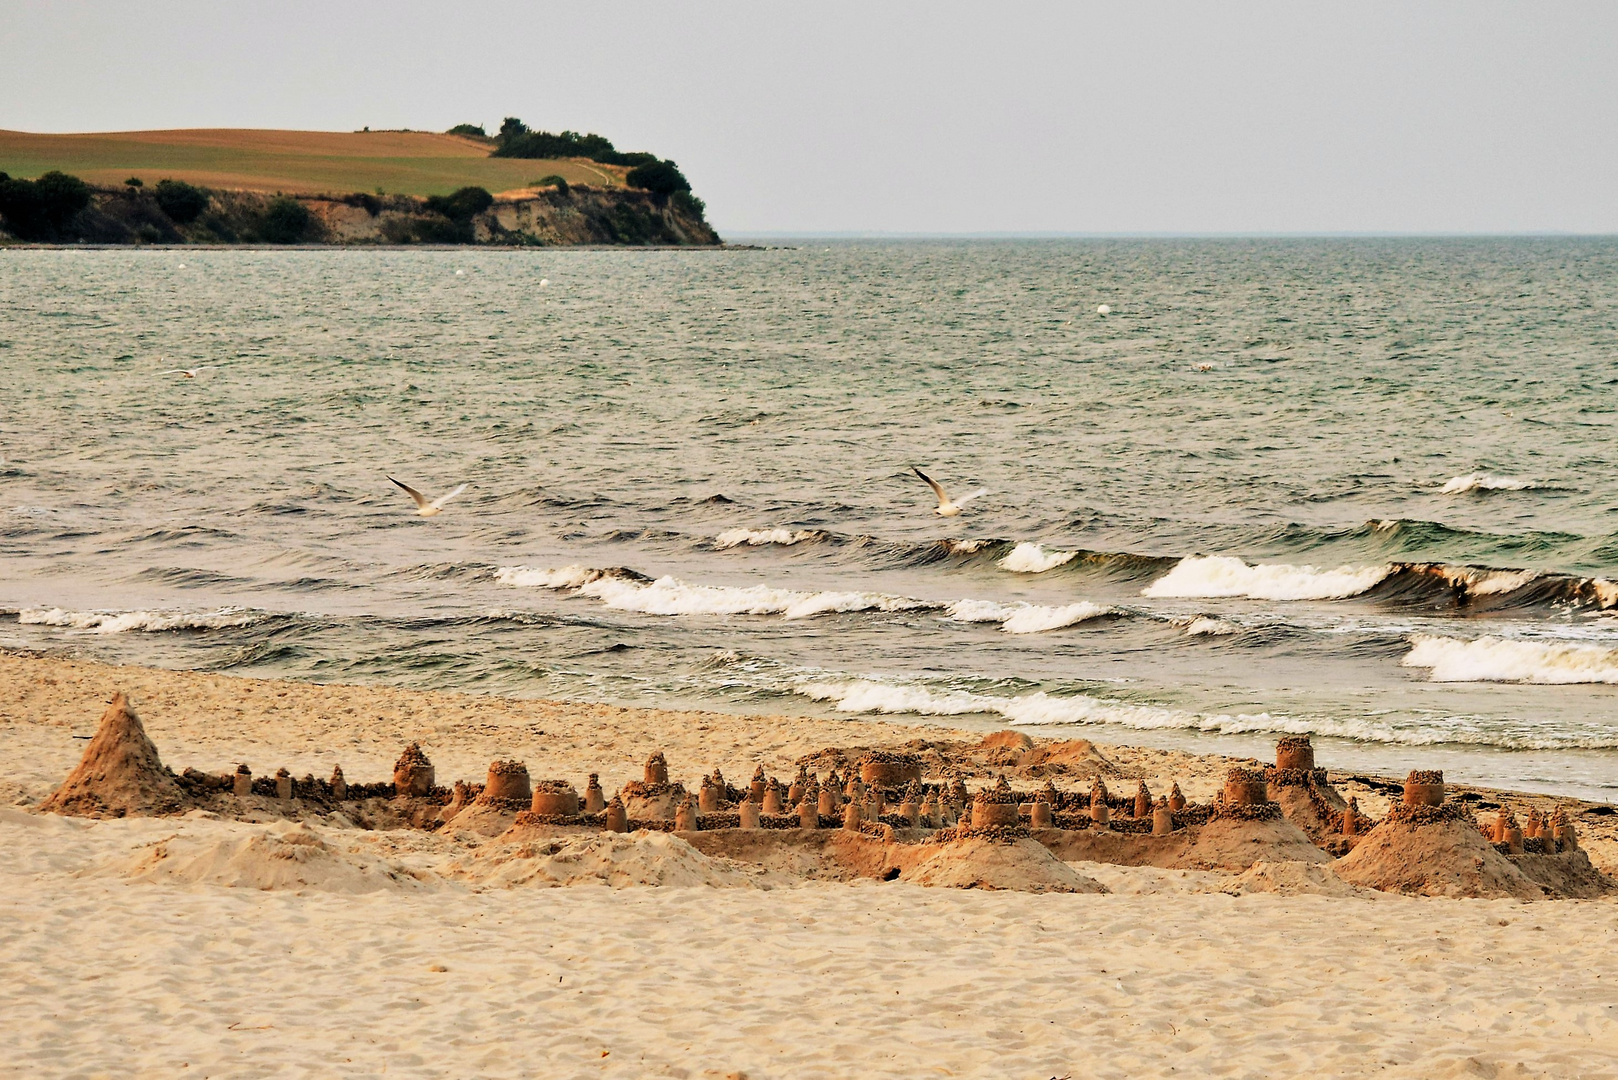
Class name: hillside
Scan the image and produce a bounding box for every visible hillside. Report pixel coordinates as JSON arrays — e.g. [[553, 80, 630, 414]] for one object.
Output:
[[0, 128, 625, 198]]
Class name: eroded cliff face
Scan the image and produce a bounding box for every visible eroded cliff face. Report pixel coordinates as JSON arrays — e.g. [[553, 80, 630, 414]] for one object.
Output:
[[7, 185, 721, 246]]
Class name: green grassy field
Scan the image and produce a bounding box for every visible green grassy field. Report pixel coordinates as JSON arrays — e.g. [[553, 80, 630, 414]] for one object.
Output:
[[0, 128, 626, 196]]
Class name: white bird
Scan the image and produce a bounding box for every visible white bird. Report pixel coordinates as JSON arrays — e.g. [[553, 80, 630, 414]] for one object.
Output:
[[388, 476, 468, 517], [1096, 304, 1111, 316], [912, 467, 986, 517], [158, 366, 213, 378]]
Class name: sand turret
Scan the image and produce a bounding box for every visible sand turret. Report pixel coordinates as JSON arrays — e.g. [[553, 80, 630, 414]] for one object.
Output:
[[1223, 768, 1267, 806], [920, 791, 939, 828], [1152, 795, 1174, 835], [817, 783, 838, 818], [529, 780, 579, 816], [1168, 782, 1186, 812], [763, 778, 784, 815], [605, 796, 627, 833], [750, 766, 767, 804], [1275, 736, 1315, 772], [842, 798, 863, 831], [483, 760, 532, 804], [798, 795, 818, 830], [674, 795, 698, 832], [1403, 770, 1444, 807], [973, 776, 1022, 829], [739, 795, 760, 829], [699, 775, 722, 813], [1134, 782, 1152, 819], [41, 693, 182, 818], [644, 752, 669, 786], [859, 750, 922, 789], [393, 743, 435, 797], [1028, 794, 1052, 829], [788, 765, 808, 805], [330, 765, 347, 801], [583, 773, 606, 814], [233, 763, 252, 797], [1089, 778, 1110, 824], [275, 767, 293, 801]]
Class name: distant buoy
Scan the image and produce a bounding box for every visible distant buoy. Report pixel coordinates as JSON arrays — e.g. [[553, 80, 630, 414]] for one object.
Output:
[[455, 269, 464, 276], [178, 264, 186, 269], [1096, 304, 1111, 315], [539, 278, 549, 287]]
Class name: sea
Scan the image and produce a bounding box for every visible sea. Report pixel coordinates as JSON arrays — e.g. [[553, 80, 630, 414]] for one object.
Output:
[[4, 238, 1618, 799]]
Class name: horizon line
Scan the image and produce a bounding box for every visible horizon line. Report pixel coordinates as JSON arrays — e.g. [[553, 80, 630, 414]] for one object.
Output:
[[721, 230, 1618, 240]]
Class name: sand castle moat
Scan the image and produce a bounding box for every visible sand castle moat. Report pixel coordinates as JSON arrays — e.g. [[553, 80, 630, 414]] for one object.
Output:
[[33, 693, 1618, 899]]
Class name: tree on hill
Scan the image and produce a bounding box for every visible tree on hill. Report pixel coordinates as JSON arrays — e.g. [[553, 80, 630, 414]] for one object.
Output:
[[447, 123, 487, 137], [257, 196, 313, 243], [627, 159, 691, 196]]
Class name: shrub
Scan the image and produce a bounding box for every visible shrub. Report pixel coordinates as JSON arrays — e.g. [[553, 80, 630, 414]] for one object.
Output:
[[533, 174, 569, 194], [424, 186, 493, 221], [626, 159, 691, 196], [447, 123, 486, 137], [342, 192, 381, 216], [153, 179, 209, 223], [125, 177, 144, 188], [0, 170, 92, 240], [258, 196, 312, 243], [497, 117, 529, 146]]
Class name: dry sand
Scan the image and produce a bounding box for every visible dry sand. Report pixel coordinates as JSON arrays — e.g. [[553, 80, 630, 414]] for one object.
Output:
[[4, 652, 1618, 1078]]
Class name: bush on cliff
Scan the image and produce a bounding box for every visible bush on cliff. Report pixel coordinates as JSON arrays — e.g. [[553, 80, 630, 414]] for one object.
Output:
[[258, 196, 313, 243], [447, 123, 486, 137], [0, 170, 92, 240], [626, 159, 691, 197], [153, 179, 209, 224], [491, 120, 655, 168], [425, 186, 493, 222]]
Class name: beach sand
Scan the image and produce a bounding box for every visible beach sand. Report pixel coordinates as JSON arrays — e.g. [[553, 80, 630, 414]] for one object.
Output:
[[4, 651, 1618, 1079]]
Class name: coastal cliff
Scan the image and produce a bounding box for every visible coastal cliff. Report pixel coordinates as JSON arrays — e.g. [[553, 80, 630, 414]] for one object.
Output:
[[0, 182, 721, 246]]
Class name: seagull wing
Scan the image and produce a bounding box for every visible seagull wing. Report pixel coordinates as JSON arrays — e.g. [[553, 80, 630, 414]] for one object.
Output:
[[955, 488, 989, 506], [429, 483, 469, 510], [157, 369, 189, 375], [388, 476, 432, 509], [912, 467, 951, 508]]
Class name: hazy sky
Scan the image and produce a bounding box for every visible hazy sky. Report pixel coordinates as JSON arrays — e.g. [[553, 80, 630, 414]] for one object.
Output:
[[4, 1, 1615, 234]]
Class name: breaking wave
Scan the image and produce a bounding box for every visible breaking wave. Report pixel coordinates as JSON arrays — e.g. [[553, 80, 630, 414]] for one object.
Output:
[[1143, 555, 1393, 601], [713, 528, 826, 549], [996, 542, 1078, 574], [945, 599, 1112, 634], [794, 677, 1618, 749], [1440, 473, 1539, 494], [1403, 634, 1618, 685], [18, 606, 270, 634], [497, 565, 934, 620]]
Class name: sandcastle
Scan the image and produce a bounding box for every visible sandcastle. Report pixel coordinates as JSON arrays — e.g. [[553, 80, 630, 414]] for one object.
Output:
[[34, 695, 1616, 899]]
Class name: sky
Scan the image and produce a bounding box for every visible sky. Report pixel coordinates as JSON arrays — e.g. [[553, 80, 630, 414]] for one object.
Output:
[[3, 1, 1615, 235]]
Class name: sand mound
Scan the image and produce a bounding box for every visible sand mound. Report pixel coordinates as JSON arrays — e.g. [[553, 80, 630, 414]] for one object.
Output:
[[1334, 818, 1544, 900], [436, 802, 518, 837], [40, 693, 182, 818], [1177, 814, 1330, 872], [1269, 783, 1343, 841], [113, 822, 429, 892], [1016, 738, 1115, 777], [459, 831, 763, 888], [1509, 850, 1618, 899], [1221, 861, 1377, 898], [901, 837, 1107, 893]]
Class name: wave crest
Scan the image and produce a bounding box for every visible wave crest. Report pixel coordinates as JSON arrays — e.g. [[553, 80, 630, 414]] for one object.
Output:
[[1403, 634, 1618, 684], [1143, 555, 1392, 601], [18, 606, 267, 634], [946, 599, 1111, 634], [996, 542, 1078, 574], [1440, 473, 1538, 494], [713, 528, 824, 549]]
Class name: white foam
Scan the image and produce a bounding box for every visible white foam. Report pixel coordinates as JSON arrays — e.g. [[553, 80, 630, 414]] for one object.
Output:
[[1435, 566, 1541, 597], [946, 599, 1110, 634], [945, 539, 990, 553], [996, 542, 1078, 574], [493, 565, 598, 589], [1403, 634, 1618, 684], [1142, 555, 1391, 601], [1439, 473, 1537, 494], [18, 606, 265, 634], [576, 574, 929, 620], [1180, 615, 1240, 636], [713, 528, 822, 549]]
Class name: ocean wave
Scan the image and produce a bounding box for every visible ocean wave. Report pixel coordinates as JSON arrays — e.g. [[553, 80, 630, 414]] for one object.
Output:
[[1440, 473, 1538, 494], [18, 606, 269, 634], [794, 677, 1618, 749], [1178, 615, 1241, 636], [1402, 634, 1618, 684], [945, 599, 1111, 634], [497, 564, 933, 620], [996, 541, 1078, 573], [713, 528, 825, 549], [1142, 555, 1392, 601]]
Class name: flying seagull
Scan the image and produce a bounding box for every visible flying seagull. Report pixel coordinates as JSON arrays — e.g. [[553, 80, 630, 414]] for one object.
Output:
[[158, 366, 214, 378], [388, 476, 468, 517], [912, 467, 986, 517]]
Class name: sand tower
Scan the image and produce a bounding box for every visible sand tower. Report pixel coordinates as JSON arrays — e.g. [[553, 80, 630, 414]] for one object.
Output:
[[393, 743, 435, 797], [483, 760, 532, 804], [330, 765, 347, 801], [529, 779, 580, 816], [859, 751, 922, 790], [41, 693, 183, 817], [644, 752, 669, 786], [972, 776, 1022, 829], [604, 796, 628, 833], [233, 763, 252, 797], [583, 773, 606, 814]]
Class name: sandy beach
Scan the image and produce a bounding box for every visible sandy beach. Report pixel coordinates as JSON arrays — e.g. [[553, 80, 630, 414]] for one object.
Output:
[[4, 650, 1618, 1079]]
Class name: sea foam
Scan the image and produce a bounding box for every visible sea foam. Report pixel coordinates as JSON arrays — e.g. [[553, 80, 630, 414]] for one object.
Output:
[[713, 528, 822, 549], [946, 599, 1110, 634], [1440, 473, 1537, 494], [498, 565, 931, 620], [1403, 634, 1618, 684], [996, 542, 1078, 574], [1142, 555, 1390, 601], [18, 606, 266, 634]]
